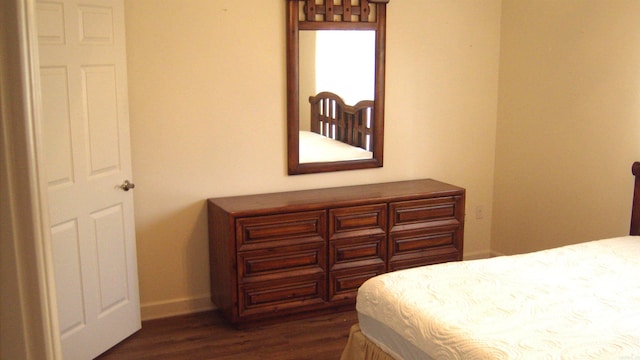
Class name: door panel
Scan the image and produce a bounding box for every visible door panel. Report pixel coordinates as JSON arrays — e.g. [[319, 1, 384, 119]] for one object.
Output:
[[82, 65, 121, 174], [92, 204, 129, 311], [37, 0, 140, 358], [50, 220, 84, 334], [40, 66, 74, 187]]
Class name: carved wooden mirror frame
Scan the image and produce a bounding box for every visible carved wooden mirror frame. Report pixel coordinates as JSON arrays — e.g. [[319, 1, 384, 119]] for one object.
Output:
[[287, 0, 390, 175]]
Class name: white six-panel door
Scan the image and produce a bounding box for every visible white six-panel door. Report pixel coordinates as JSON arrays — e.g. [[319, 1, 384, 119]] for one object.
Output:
[[36, 0, 140, 358]]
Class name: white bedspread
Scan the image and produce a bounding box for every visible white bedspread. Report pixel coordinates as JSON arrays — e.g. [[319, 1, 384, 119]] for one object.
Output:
[[299, 130, 372, 163], [356, 236, 640, 359]]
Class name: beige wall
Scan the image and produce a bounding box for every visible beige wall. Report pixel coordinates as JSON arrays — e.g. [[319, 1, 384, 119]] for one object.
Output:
[[124, 0, 501, 319], [493, 0, 640, 255]]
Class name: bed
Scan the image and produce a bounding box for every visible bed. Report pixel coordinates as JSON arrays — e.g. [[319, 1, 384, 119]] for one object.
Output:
[[299, 91, 374, 163], [299, 130, 373, 163], [341, 163, 640, 359]]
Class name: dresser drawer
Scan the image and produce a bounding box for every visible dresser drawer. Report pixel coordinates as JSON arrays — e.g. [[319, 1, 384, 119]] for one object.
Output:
[[329, 264, 385, 302], [236, 211, 326, 251], [238, 242, 326, 283], [390, 227, 456, 254], [390, 196, 461, 232], [389, 251, 460, 272], [389, 226, 462, 270], [329, 235, 386, 270], [329, 204, 386, 241], [239, 275, 327, 317]]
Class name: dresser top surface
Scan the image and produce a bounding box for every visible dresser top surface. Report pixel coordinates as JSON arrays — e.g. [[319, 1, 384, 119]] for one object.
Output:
[[208, 179, 464, 215]]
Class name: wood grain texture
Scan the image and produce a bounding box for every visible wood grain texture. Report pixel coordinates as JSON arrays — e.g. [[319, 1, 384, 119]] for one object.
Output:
[[631, 161, 640, 235], [208, 179, 465, 327], [97, 310, 357, 360]]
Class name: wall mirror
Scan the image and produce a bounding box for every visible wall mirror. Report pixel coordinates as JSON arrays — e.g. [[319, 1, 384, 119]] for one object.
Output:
[[287, 0, 390, 175]]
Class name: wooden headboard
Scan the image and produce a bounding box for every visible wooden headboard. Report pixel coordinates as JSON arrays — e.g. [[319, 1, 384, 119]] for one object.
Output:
[[308, 91, 374, 151], [631, 162, 640, 235]]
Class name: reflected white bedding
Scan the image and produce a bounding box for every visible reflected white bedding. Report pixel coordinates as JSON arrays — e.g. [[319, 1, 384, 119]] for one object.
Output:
[[299, 130, 372, 163], [356, 236, 640, 359]]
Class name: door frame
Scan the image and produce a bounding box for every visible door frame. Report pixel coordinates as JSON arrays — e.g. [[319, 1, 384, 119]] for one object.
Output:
[[1, 0, 62, 358]]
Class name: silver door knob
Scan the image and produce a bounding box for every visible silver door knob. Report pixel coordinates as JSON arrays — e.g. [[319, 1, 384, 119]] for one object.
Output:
[[120, 180, 135, 191]]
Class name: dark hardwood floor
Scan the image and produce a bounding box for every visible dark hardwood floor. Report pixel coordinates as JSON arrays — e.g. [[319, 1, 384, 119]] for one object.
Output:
[[96, 309, 358, 360]]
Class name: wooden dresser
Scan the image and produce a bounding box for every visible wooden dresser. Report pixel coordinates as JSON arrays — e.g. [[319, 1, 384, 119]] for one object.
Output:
[[207, 179, 465, 327]]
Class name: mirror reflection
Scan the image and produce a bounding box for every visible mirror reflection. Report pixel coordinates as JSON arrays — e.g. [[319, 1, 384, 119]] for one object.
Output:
[[298, 30, 376, 164], [286, 0, 389, 175]]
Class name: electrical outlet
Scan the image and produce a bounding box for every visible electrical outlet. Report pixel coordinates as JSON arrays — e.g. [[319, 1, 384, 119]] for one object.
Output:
[[475, 205, 484, 220]]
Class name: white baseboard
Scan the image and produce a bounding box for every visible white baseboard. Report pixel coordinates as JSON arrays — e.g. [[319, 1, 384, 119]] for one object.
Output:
[[140, 251, 506, 321], [464, 250, 507, 260], [463, 250, 492, 260], [140, 294, 216, 321]]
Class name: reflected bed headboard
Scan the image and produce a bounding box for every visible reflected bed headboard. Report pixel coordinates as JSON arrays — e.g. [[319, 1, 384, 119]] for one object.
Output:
[[308, 91, 374, 151]]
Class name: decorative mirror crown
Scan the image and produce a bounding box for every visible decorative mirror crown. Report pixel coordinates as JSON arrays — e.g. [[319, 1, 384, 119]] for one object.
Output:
[[302, 0, 371, 22]]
